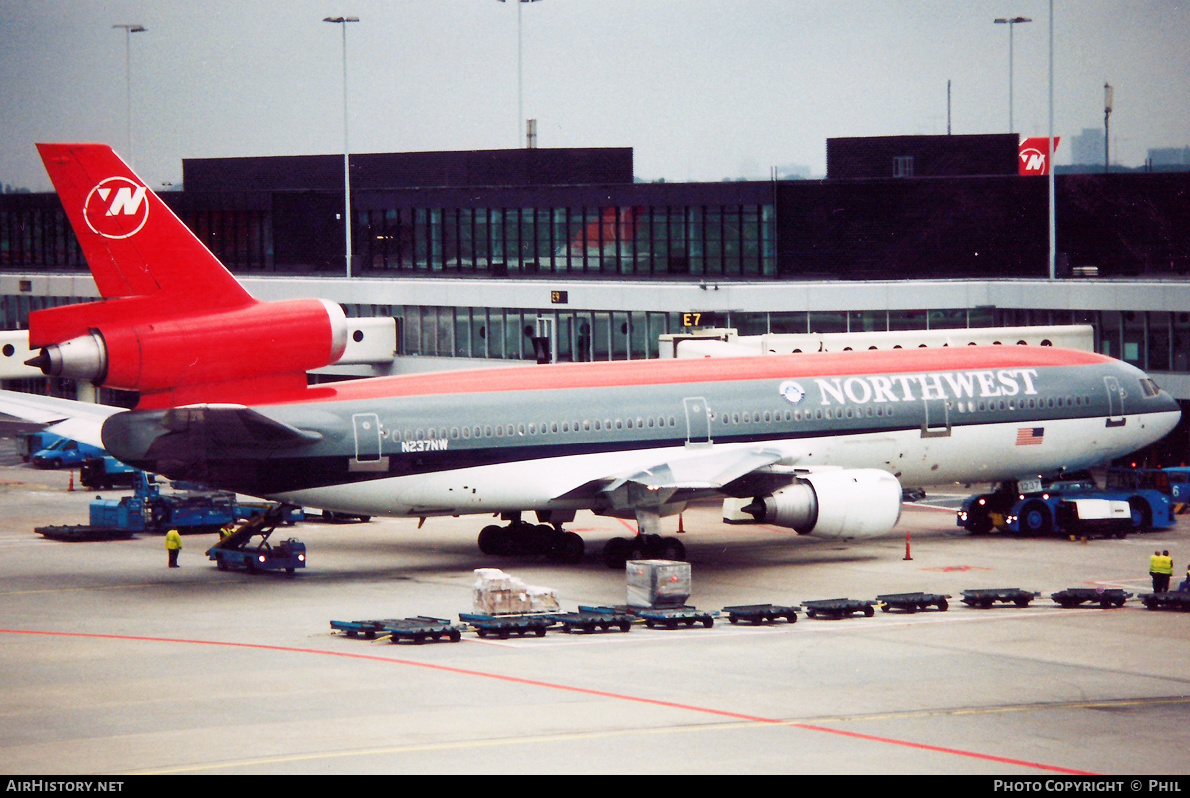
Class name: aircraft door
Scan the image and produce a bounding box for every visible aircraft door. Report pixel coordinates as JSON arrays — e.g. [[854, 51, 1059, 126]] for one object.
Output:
[[921, 398, 951, 438], [683, 397, 712, 445], [352, 413, 383, 462], [1104, 376, 1127, 427]]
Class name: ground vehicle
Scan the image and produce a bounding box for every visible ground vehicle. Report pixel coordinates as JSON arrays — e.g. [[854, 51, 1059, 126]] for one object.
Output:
[[958, 470, 1177, 536], [16, 430, 64, 462], [79, 456, 140, 490], [1103, 466, 1190, 510], [30, 437, 105, 469], [86, 472, 301, 534], [207, 509, 306, 575]]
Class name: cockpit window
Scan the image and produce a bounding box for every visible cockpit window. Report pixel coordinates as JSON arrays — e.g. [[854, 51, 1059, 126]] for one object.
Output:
[[1138, 378, 1162, 398]]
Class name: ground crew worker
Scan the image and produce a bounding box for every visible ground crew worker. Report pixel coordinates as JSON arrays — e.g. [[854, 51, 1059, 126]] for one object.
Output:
[[1179, 563, 1190, 593], [1150, 549, 1174, 592], [220, 522, 236, 540], [165, 528, 182, 568]]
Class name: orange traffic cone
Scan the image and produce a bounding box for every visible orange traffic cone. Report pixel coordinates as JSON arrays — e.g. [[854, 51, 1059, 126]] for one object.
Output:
[[68, 470, 75, 492], [903, 531, 912, 560]]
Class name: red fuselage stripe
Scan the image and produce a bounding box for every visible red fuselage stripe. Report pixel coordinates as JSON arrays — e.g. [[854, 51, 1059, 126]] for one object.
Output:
[[287, 346, 1109, 406]]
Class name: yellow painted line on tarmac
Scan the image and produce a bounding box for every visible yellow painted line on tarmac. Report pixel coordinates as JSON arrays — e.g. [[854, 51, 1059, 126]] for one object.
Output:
[[130, 720, 766, 774], [0, 582, 157, 597], [133, 693, 1176, 775]]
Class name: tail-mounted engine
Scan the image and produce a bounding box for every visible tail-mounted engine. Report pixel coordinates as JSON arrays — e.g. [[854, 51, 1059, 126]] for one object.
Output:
[[742, 468, 903, 538], [27, 297, 348, 409]]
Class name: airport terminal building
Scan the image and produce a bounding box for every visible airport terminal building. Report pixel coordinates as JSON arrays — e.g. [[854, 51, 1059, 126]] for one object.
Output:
[[2, 134, 1189, 457]]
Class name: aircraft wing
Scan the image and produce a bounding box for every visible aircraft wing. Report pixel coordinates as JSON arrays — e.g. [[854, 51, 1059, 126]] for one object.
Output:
[[0, 390, 125, 449], [552, 445, 800, 509]]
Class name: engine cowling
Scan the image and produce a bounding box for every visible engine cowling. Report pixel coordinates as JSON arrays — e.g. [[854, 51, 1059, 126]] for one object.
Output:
[[742, 469, 903, 538], [28, 298, 348, 405]]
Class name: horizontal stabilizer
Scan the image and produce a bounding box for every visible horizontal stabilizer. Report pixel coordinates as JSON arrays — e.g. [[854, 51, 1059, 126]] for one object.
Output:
[[103, 404, 322, 464]]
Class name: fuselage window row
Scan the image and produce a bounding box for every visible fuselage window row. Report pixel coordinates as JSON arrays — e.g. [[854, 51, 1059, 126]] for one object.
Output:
[[396, 415, 680, 446], [386, 391, 1107, 448]]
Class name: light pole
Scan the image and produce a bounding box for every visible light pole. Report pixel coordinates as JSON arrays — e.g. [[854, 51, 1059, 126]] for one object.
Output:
[[324, 15, 359, 278], [994, 16, 1031, 132], [112, 24, 146, 164], [1104, 83, 1114, 173], [500, 0, 541, 148], [1046, 0, 1055, 280]]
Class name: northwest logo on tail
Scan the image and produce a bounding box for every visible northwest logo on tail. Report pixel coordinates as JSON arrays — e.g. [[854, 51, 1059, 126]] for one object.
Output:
[[83, 176, 149, 239]]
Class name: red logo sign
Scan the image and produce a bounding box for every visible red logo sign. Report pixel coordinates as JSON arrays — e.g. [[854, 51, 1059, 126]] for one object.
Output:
[[83, 177, 149, 239], [1018, 136, 1061, 176]]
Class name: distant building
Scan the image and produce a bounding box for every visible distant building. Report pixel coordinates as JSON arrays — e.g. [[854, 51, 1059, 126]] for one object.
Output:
[[1148, 146, 1190, 171], [1071, 128, 1104, 168], [826, 134, 1018, 179], [5, 136, 1190, 466]]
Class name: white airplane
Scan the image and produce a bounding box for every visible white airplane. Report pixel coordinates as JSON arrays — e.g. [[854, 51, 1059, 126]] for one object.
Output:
[[1, 143, 1180, 565]]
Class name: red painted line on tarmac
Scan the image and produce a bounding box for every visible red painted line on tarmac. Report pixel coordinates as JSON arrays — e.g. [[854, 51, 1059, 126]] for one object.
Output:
[[1, 627, 1092, 774], [613, 517, 637, 533]]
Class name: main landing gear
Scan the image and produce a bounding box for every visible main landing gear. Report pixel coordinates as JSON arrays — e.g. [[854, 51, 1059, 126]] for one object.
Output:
[[477, 513, 585, 564], [474, 511, 688, 568]]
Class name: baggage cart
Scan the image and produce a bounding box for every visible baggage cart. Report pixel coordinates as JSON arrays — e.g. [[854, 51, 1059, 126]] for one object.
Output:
[[1050, 588, 1131, 608], [722, 604, 799, 624], [636, 606, 715, 629], [550, 606, 634, 634], [802, 598, 876, 619], [960, 588, 1040, 608], [459, 612, 553, 639], [1139, 592, 1190, 611], [34, 524, 136, 541], [875, 592, 951, 613], [330, 617, 462, 644]]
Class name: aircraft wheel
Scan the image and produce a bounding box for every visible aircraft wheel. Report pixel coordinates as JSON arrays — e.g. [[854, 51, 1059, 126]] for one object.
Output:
[[478, 525, 505, 555], [557, 531, 585, 564], [659, 537, 686, 561], [602, 537, 629, 569]]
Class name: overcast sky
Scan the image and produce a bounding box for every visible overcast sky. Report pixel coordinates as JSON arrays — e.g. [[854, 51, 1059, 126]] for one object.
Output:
[[1, 0, 1187, 191]]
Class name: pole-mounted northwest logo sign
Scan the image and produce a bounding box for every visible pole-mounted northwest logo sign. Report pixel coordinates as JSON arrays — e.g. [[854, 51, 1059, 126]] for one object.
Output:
[[1018, 136, 1061, 176], [83, 177, 149, 239]]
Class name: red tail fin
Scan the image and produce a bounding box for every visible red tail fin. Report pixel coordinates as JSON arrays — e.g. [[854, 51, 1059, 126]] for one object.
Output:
[[36, 143, 251, 307], [28, 144, 348, 408]]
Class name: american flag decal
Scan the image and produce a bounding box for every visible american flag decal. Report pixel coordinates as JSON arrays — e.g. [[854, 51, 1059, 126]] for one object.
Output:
[[1016, 427, 1045, 446]]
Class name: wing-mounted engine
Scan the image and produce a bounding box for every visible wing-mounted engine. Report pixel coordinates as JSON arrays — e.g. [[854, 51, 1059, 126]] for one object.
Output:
[[27, 297, 348, 408], [740, 469, 902, 538]]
